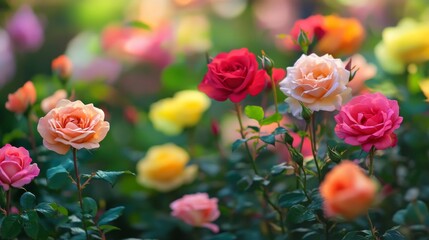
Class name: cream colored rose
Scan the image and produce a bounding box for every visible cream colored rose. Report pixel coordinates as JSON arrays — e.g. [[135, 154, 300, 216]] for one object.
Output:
[[375, 18, 429, 74], [37, 99, 110, 154], [279, 53, 351, 118], [136, 143, 197, 192], [41, 89, 67, 113], [149, 90, 210, 135]]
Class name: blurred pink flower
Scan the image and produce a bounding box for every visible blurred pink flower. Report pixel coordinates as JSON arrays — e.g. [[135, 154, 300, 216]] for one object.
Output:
[[170, 193, 220, 233], [0, 29, 15, 87], [0, 144, 40, 191], [41, 89, 67, 113], [101, 24, 173, 67], [344, 54, 377, 95], [6, 5, 43, 52], [335, 93, 403, 152]]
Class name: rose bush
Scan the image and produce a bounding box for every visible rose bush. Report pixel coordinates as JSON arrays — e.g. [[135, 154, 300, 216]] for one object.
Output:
[[0, 144, 40, 191], [37, 99, 110, 154], [334, 92, 403, 152], [198, 48, 266, 102], [279, 53, 351, 118]]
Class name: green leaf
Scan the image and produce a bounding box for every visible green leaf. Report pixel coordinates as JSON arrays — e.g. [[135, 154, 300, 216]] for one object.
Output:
[[88, 170, 135, 187], [392, 210, 405, 225], [404, 200, 429, 226], [2, 129, 26, 145], [97, 206, 125, 226], [271, 163, 291, 176], [21, 211, 39, 239], [260, 134, 276, 145], [49, 202, 68, 216], [98, 224, 120, 233], [287, 205, 315, 224], [232, 139, 247, 152], [0, 214, 21, 239], [20, 192, 36, 210], [207, 232, 237, 240], [342, 231, 368, 240], [46, 165, 70, 190], [244, 105, 264, 122], [274, 127, 287, 135], [260, 113, 282, 125], [247, 125, 260, 132], [382, 229, 405, 240], [35, 203, 55, 217], [278, 190, 307, 208], [83, 197, 98, 217], [126, 20, 150, 30]]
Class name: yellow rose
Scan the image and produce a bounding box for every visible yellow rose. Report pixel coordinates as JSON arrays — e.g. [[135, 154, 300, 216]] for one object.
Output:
[[419, 79, 429, 101], [137, 144, 197, 192], [375, 18, 429, 73], [149, 90, 211, 135]]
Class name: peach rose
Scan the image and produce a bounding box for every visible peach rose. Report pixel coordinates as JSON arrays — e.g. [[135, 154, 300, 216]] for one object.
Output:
[[41, 89, 67, 113], [37, 99, 110, 154], [279, 53, 351, 118], [5, 81, 36, 114], [170, 193, 220, 233], [320, 161, 377, 220], [52, 55, 72, 79]]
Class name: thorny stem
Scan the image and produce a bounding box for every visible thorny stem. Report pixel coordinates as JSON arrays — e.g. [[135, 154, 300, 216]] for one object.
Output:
[[366, 212, 379, 240], [368, 146, 376, 177], [73, 148, 89, 240], [309, 114, 322, 182], [234, 103, 285, 234]]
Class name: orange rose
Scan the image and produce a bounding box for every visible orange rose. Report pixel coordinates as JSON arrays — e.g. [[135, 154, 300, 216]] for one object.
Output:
[[37, 99, 110, 154], [316, 15, 365, 56], [41, 89, 67, 113], [52, 55, 72, 79], [5, 81, 36, 114], [320, 161, 377, 220]]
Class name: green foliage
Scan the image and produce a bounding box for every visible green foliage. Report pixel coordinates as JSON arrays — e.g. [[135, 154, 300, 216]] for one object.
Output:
[[97, 206, 125, 226], [83, 170, 135, 187], [244, 105, 264, 122], [278, 191, 307, 208], [46, 165, 70, 190], [21, 211, 39, 239], [0, 214, 21, 239], [20, 192, 36, 210]]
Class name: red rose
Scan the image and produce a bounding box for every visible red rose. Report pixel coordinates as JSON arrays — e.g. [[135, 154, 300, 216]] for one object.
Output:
[[198, 48, 266, 102]]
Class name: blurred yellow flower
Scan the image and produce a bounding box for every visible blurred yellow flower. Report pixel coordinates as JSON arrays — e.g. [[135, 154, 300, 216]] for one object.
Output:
[[375, 18, 429, 74], [137, 143, 197, 192], [149, 90, 211, 135], [419, 79, 429, 101]]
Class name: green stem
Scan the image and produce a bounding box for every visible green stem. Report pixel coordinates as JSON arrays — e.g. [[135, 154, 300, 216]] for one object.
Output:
[[234, 103, 259, 175], [368, 146, 376, 177], [72, 148, 89, 240], [309, 115, 321, 182], [263, 190, 286, 234], [269, 73, 279, 115], [5, 189, 11, 216], [299, 165, 311, 201], [366, 212, 378, 240]]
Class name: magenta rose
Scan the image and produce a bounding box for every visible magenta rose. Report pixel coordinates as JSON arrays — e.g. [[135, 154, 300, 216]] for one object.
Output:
[[198, 48, 266, 102], [334, 93, 403, 152], [0, 144, 40, 191]]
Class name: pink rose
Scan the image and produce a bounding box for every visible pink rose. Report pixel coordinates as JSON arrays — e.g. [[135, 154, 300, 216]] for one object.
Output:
[[0, 144, 40, 191], [279, 53, 351, 118], [41, 89, 67, 113], [6, 5, 44, 52], [37, 99, 110, 154], [170, 193, 220, 233], [334, 93, 403, 152], [5, 81, 37, 114], [198, 48, 266, 102]]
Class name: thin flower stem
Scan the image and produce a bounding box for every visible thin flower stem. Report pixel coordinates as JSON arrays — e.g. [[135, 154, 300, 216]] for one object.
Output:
[[366, 212, 378, 240], [5, 189, 11, 216], [368, 146, 376, 177], [72, 148, 89, 240], [269, 74, 279, 115], [309, 115, 322, 182], [234, 103, 286, 234], [299, 165, 311, 201], [234, 103, 259, 175], [26, 110, 38, 161]]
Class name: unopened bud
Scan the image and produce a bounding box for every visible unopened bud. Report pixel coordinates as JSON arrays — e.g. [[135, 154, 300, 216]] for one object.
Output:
[[259, 50, 274, 76], [297, 29, 310, 54], [52, 55, 72, 81], [328, 147, 342, 163], [299, 102, 313, 123], [288, 146, 303, 166]]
